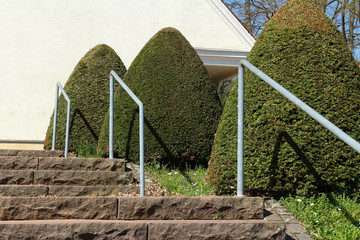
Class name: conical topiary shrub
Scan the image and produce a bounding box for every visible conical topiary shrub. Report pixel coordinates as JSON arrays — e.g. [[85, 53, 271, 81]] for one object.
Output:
[[207, 0, 360, 196], [44, 44, 127, 154], [97, 27, 222, 165]]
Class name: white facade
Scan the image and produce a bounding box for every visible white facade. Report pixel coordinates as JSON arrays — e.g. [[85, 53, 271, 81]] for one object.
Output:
[[0, 0, 254, 148]]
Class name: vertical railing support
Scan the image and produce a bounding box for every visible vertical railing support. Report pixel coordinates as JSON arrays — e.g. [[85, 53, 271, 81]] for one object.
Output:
[[237, 64, 245, 197], [109, 71, 145, 196], [109, 74, 114, 159], [52, 82, 71, 158]]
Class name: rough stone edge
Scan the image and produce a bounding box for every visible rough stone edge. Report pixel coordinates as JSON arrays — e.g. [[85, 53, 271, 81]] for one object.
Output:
[[265, 199, 312, 240]]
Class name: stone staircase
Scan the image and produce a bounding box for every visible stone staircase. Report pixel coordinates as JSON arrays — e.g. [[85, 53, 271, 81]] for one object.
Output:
[[0, 149, 286, 239]]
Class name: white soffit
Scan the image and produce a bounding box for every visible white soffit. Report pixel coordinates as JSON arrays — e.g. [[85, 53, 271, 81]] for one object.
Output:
[[206, 0, 256, 49], [196, 48, 249, 66]]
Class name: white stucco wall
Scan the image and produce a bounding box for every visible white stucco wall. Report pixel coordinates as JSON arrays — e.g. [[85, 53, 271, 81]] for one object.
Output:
[[0, 0, 253, 142]]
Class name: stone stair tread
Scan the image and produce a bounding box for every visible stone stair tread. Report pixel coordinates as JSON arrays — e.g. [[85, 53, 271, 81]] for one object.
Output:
[[0, 156, 126, 171], [0, 149, 63, 157], [0, 184, 139, 196], [0, 219, 286, 240], [0, 170, 136, 185]]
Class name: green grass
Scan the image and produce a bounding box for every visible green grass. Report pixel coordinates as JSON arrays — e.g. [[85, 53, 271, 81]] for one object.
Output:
[[279, 193, 360, 239], [146, 162, 214, 196]]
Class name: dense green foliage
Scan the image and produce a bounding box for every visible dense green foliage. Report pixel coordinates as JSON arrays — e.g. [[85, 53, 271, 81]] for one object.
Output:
[[97, 28, 222, 165], [44, 44, 126, 153], [207, 0, 360, 196]]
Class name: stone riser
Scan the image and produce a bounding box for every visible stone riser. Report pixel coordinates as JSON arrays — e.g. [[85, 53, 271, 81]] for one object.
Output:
[[0, 219, 286, 240], [0, 196, 263, 221], [0, 150, 63, 157], [0, 170, 135, 185], [0, 156, 126, 171], [0, 185, 139, 196]]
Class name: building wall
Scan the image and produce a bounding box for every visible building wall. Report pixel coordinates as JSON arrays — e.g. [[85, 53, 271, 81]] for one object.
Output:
[[0, 0, 253, 144]]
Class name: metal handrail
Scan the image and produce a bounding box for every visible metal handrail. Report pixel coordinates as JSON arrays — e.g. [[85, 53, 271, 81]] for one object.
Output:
[[237, 59, 360, 196], [52, 82, 71, 158], [109, 71, 145, 196]]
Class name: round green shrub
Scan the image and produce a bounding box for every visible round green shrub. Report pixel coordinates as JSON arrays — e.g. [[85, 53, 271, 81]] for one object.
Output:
[[97, 27, 222, 165], [207, 0, 360, 196], [44, 44, 126, 153]]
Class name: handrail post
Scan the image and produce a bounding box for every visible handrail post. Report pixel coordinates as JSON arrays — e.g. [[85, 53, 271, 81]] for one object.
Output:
[[237, 64, 245, 197], [109, 74, 114, 159], [139, 103, 145, 196], [52, 82, 71, 158], [109, 71, 145, 196], [52, 85, 59, 151]]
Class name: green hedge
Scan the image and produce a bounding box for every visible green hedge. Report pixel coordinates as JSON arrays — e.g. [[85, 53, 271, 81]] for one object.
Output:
[[44, 44, 126, 153], [207, 0, 360, 196], [97, 28, 222, 165]]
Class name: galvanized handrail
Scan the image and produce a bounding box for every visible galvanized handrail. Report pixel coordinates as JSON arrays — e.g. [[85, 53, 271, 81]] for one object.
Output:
[[52, 82, 71, 158], [109, 71, 145, 196], [237, 59, 360, 197]]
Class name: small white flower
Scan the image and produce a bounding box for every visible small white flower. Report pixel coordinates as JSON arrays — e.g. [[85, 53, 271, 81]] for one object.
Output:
[[297, 199, 302, 203], [168, 172, 172, 175], [316, 220, 319, 223], [314, 212, 317, 216], [310, 203, 314, 206], [193, 173, 197, 176], [174, 171, 178, 175], [337, 207, 341, 211]]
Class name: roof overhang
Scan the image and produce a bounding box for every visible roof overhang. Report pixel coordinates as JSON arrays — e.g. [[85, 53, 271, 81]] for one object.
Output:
[[196, 48, 249, 86]]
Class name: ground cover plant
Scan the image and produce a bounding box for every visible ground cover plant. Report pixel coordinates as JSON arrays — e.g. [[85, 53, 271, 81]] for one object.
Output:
[[97, 27, 222, 166], [207, 0, 360, 196], [279, 193, 360, 239], [146, 162, 213, 196], [44, 44, 126, 154]]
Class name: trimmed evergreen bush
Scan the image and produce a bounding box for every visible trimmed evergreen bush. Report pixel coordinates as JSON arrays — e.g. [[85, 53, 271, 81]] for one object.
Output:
[[44, 44, 126, 153], [207, 0, 360, 196], [97, 27, 222, 165]]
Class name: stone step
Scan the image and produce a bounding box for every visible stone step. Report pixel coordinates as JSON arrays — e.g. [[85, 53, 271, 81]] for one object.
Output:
[[0, 196, 118, 220], [0, 149, 63, 157], [0, 185, 139, 196], [0, 170, 136, 185], [0, 156, 126, 171], [0, 196, 263, 221], [117, 196, 264, 220], [0, 219, 286, 240]]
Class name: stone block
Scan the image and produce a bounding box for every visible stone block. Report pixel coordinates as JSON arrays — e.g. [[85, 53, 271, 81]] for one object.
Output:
[[38, 157, 126, 171], [0, 156, 38, 170], [48, 185, 139, 196], [147, 220, 286, 240], [33, 170, 135, 186], [0, 185, 48, 196], [0, 196, 118, 220], [0, 220, 148, 240], [118, 196, 264, 220], [0, 150, 63, 157], [0, 170, 33, 184]]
